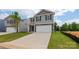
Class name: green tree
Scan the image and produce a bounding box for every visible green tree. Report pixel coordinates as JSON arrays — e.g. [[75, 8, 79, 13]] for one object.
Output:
[[71, 22, 77, 31], [68, 24, 72, 31], [56, 25, 60, 31], [54, 22, 60, 31], [76, 24, 79, 31], [54, 22, 57, 31], [11, 11, 21, 32], [61, 23, 68, 31], [61, 22, 79, 31]]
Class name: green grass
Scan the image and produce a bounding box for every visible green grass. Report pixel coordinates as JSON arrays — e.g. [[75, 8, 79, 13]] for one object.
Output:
[[0, 32, 30, 43], [48, 32, 79, 49]]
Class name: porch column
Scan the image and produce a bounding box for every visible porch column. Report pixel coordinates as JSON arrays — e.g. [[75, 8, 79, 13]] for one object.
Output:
[[34, 25, 36, 32], [29, 25, 32, 32], [52, 23, 54, 32], [28, 26, 30, 32], [52, 14, 55, 32]]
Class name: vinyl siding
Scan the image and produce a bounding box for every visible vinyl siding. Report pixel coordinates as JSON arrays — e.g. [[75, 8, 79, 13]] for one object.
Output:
[[0, 20, 6, 32]]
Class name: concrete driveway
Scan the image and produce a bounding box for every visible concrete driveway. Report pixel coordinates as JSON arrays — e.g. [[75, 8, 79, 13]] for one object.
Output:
[[0, 32, 51, 49]]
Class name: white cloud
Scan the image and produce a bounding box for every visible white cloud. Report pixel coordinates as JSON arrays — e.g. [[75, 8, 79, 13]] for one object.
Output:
[[54, 9, 76, 16], [55, 19, 63, 26], [0, 13, 9, 19], [65, 18, 79, 24]]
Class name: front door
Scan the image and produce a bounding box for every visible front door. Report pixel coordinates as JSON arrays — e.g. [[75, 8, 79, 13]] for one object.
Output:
[[30, 26, 34, 32], [31, 26, 34, 31]]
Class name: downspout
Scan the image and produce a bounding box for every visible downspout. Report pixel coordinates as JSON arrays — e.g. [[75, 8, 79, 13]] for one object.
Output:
[[52, 13, 55, 32]]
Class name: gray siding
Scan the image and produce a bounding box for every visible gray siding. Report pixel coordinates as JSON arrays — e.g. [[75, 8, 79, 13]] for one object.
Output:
[[30, 13, 54, 25], [5, 17, 16, 27], [18, 19, 31, 32], [0, 20, 6, 32]]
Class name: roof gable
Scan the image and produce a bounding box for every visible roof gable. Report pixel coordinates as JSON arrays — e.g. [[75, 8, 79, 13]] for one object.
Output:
[[4, 15, 13, 20], [36, 9, 55, 15]]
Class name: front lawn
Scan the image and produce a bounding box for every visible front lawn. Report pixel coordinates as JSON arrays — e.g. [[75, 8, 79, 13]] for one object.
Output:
[[48, 32, 79, 49], [0, 32, 30, 43]]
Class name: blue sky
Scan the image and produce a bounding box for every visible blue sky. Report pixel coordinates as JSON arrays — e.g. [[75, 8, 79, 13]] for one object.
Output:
[[54, 9, 79, 26], [0, 9, 79, 26]]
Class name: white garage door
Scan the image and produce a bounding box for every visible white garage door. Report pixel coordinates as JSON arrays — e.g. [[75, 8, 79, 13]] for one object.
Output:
[[7, 27, 16, 33], [36, 25, 52, 32]]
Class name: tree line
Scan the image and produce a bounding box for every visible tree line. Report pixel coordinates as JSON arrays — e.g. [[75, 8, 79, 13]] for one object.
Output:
[[54, 22, 79, 31]]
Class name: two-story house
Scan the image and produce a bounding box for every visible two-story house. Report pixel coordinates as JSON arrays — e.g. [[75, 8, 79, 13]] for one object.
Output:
[[4, 16, 28, 32], [28, 9, 55, 32], [4, 15, 17, 32]]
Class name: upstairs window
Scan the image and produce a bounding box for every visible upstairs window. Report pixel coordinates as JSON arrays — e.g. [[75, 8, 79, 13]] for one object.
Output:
[[7, 20, 10, 24], [31, 18, 34, 22], [48, 16, 50, 20], [7, 20, 12, 24], [36, 16, 41, 22], [45, 14, 52, 20], [10, 20, 13, 24]]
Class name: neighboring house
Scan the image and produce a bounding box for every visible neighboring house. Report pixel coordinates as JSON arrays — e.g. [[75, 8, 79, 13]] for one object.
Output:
[[4, 16, 28, 32], [4, 15, 17, 32], [28, 9, 55, 32], [0, 20, 6, 32], [19, 20, 28, 32]]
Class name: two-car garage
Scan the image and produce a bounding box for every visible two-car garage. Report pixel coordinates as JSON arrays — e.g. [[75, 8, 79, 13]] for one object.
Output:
[[36, 25, 52, 32], [6, 27, 16, 33]]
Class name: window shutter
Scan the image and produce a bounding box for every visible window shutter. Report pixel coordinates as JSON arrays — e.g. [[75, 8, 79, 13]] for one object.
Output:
[[40, 16, 41, 21], [45, 15, 47, 20], [50, 14, 52, 20]]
